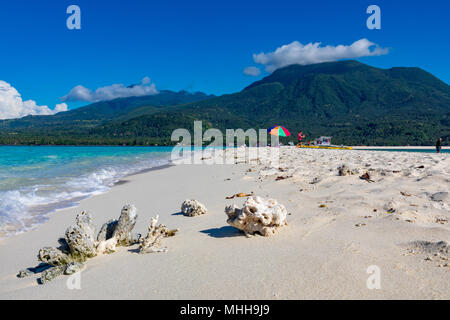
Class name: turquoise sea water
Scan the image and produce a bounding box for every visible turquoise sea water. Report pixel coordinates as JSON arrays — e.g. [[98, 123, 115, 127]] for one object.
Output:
[[0, 146, 173, 236]]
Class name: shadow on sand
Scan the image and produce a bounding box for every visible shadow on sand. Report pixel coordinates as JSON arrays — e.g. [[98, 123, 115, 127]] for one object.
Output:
[[200, 226, 242, 238], [128, 248, 140, 254]]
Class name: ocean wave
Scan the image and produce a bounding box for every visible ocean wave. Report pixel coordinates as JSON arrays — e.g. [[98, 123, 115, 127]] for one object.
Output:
[[0, 154, 170, 237]]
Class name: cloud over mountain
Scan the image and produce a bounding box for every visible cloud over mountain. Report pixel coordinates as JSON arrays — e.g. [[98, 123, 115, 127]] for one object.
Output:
[[0, 81, 68, 120], [243, 66, 261, 76], [61, 77, 158, 103], [253, 38, 388, 72]]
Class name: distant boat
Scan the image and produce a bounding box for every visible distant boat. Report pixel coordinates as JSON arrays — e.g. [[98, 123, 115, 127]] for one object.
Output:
[[297, 136, 352, 150]]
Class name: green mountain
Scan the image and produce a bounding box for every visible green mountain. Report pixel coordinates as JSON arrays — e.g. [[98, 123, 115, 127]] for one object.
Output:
[[1, 60, 449, 145], [0, 90, 214, 144], [0, 90, 214, 130]]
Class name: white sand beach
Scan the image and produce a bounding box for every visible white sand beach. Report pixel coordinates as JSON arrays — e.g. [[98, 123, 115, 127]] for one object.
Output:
[[0, 147, 449, 300]]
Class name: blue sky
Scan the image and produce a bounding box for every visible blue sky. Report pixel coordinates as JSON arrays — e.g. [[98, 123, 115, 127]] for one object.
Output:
[[0, 0, 449, 113]]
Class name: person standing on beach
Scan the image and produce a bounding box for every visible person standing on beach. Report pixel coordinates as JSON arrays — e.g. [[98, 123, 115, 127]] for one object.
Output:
[[436, 137, 442, 153], [297, 131, 306, 146]]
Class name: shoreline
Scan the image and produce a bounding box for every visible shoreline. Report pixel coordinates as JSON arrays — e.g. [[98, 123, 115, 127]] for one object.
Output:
[[0, 147, 449, 299], [0, 160, 174, 240], [113, 163, 175, 187]]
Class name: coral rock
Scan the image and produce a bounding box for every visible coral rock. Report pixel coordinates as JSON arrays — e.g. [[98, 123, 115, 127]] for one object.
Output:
[[96, 219, 119, 254], [22, 204, 146, 284], [112, 204, 139, 246], [38, 247, 72, 266], [181, 200, 207, 217], [65, 211, 97, 260], [96, 219, 118, 242], [96, 238, 117, 254], [225, 196, 287, 237], [40, 266, 65, 284], [64, 262, 85, 275], [338, 164, 357, 176], [138, 215, 178, 254], [95, 205, 140, 252], [17, 269, 33, 278]]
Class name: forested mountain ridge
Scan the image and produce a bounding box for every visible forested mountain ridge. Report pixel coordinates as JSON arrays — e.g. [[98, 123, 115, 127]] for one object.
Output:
[[1, 60, 449, 146], [0, 90, 214, 130]]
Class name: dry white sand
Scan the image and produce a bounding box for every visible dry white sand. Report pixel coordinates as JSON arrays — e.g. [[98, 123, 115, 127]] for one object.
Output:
[[0, 147, 449, 299]]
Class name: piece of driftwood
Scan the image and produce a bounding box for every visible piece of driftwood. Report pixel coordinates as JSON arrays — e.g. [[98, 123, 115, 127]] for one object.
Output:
[[225, 192, 254, 199], [360, 172, 375, 183]]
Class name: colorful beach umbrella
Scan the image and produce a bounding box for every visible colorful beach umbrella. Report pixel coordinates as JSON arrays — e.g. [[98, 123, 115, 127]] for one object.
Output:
[[267, 126, 291, 137]]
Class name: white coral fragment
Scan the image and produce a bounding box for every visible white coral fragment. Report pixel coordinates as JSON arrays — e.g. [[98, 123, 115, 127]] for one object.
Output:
[[181, 199, 207, 217], [95, 238, 118, 254], [138, 215, 179, 254], [225, 196, 287, 236]]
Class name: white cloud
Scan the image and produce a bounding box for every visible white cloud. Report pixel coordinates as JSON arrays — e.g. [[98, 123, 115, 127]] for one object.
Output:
[[54, 103, 69, 113], [0, 81, 68, 120], [253, 38, 389, 73], [243, 66, 261, 76], [61, 77, 158, 103]]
